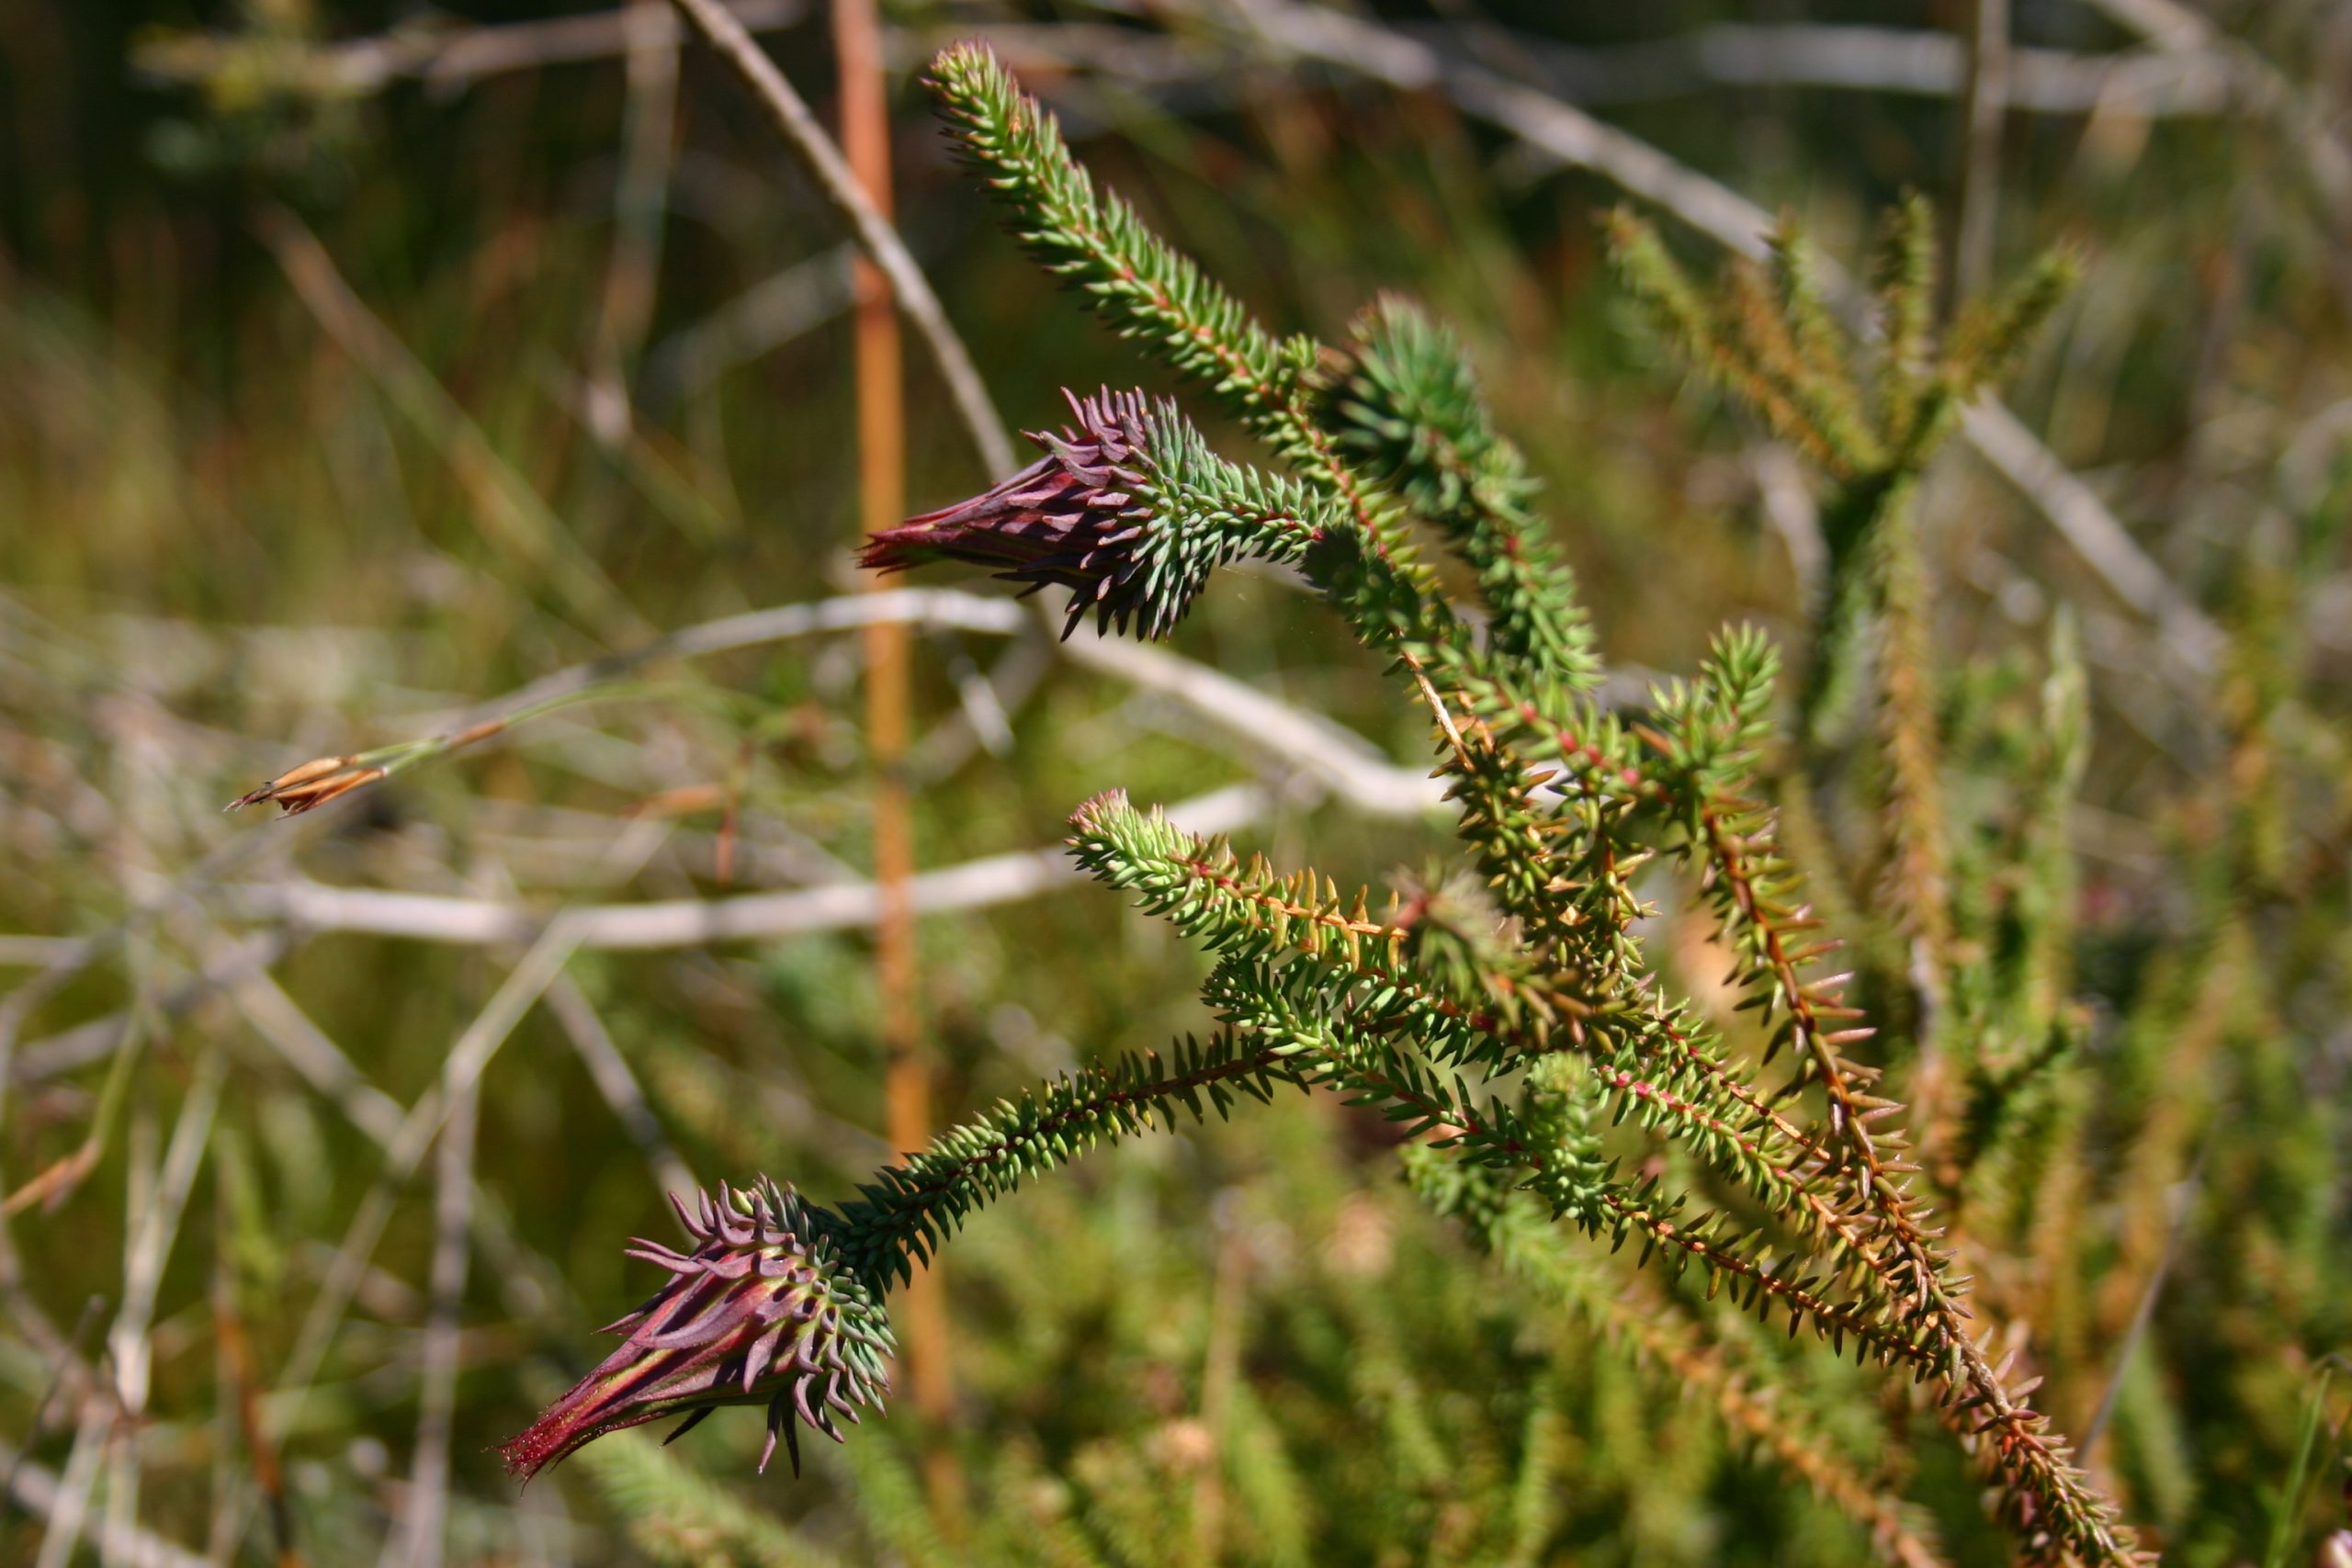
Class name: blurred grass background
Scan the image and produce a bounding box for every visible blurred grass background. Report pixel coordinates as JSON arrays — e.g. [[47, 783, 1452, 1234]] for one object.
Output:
[[2, 2, 2348, 1564]]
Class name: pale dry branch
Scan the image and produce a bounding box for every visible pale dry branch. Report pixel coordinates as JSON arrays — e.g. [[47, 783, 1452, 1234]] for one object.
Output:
[[10, 932, 292, 1087], [218, 783, 1274, 949], [390, 1073, 478, 1568], [0, 938, 83, 967], [1750, 444, 1827, 616], [107, 1053, 225, 1419], [1959, 401, 2222, 670], [28, 1409, 107, 1568], [14, 591, 1442, 1086], [133, 5, 1212, 115], [225, 964, 404, 1149]]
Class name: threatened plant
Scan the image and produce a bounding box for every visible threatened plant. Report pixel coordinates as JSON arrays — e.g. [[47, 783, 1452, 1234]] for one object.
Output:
[[515, 43, 2150, 1566]]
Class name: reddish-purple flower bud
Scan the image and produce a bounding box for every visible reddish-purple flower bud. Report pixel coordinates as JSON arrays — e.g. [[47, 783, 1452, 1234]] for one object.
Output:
[[502, 1179, 892, 1482], [862, 389, 1177, 638]]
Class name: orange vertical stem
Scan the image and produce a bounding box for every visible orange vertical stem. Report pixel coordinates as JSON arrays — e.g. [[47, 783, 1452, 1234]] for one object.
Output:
[[831, 0, 962, 1529]]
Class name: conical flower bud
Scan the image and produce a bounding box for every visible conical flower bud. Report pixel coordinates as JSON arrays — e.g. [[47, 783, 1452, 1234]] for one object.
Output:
[[502, 1179, 893, 1481], [863, 388, 1191, 639]]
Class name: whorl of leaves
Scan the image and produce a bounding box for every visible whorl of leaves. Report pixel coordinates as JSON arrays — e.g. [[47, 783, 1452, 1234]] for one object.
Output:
[[1322, 296, 1602, 694]]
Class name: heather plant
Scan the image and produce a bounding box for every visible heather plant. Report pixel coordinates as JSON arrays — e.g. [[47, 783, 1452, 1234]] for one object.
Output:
[[505, 45, 2149, 1566], [15, 10, 2352, 1568]]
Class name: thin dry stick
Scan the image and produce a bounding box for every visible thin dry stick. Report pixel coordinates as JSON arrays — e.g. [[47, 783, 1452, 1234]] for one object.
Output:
[[1954, 0, 2010, 299], [644, 245, 854, 403], [437, 588, 1438, 817], [905, 619, 1053, 779], [13, 935, 292, 1110], [204, 918, 577, 1306], [209, 919, 581, 1568], [4, 1433, 210, 1568], [0, 1437, 214, 1568], [452, 587, 1024, 727], [176, 907, 587, 1567], [664, 0, 1015, 479], [219, 593, 1023, 825], [0, 938, 82, 966], [132, 5, 2278, 126], [99, 1114, 148, 1568], [34, 1055, 224, 1568], [1059, 631, 1444, 816], [1, 995, 145, 1219], [1751, 443, 1827, 615], [391, 1073, 479, 1568], [28, 1407, 107, 1568], [206, 578, 1436, 858], [1958, 402, 2220, 670], [0, 1294, 104, 1560], [107, 1051, 225, 1419]]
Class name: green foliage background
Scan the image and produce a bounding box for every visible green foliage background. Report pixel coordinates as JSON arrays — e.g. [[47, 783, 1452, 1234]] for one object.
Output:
[[2, 3, 2347, 1565]]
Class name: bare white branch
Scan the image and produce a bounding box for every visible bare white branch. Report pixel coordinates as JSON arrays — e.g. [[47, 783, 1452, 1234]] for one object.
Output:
[[217, 784, 1275, 949]]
